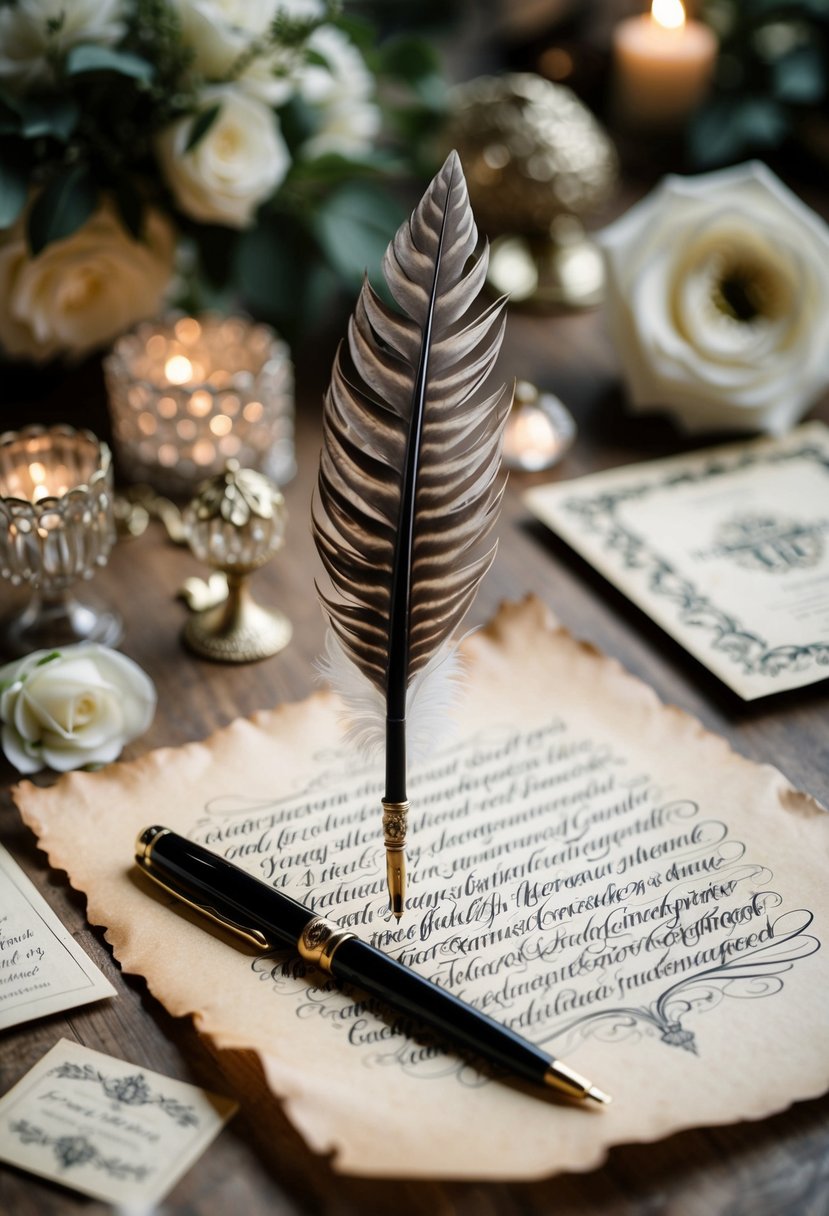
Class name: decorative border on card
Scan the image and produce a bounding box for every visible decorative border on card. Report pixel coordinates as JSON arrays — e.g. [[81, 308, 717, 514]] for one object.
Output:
[[560, 441, 829, 683], [48, 1063, 200, 1127]]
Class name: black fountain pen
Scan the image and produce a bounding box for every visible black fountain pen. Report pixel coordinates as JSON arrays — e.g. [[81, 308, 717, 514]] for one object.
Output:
[[135, 826, 611, 1106]]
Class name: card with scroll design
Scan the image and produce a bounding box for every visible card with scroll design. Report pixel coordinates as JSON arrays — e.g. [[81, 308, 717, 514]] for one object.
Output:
[[0, 1039, 237, 1205], [525, 421, 829, 699], [0, 841, 115, 1030]]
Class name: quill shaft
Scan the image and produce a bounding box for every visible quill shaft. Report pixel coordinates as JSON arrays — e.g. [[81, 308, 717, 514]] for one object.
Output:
[[384, 165, 452, 805]]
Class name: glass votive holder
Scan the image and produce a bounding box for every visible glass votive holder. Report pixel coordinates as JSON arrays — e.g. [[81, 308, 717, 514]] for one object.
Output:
[[502, 380, 577, 472], [103, 313, 295, 499], [0, 425, 121, 656]]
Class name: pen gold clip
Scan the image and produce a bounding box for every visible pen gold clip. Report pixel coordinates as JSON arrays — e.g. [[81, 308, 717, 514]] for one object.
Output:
[[136, 835, 272, 951]]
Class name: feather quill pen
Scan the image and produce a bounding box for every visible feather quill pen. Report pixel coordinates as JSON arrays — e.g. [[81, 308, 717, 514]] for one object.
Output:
[[313, 151, 511, 918]]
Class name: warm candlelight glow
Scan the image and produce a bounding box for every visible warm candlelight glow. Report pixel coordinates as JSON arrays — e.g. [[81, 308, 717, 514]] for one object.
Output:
[[613, 0, 715, 127], [652, 0, 685, 30], [164, 354, 194, 385]]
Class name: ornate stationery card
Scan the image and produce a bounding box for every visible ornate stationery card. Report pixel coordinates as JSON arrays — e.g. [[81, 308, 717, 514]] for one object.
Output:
[[0, 842, 115, 1030], [13, 600, 829, 1179], [525, 422, 829, 699], [0, 1039, 236, 1205]]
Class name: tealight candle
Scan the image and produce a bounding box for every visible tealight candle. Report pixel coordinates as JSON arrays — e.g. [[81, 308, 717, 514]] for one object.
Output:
[[0, 426, 121, 654], [104, 314, 295, 498], [612, 0, 717, 128]]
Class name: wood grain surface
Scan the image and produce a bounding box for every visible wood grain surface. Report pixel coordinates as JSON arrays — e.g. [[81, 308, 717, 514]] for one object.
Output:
[[2, 265, 828, 1216]]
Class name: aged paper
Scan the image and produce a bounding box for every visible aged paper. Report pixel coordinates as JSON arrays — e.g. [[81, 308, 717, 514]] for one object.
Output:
[[14, 599, 829, 1180], [525, 422, 829, 699], [0, 1038, 236, 1205], [0, 842, 114, 1030]]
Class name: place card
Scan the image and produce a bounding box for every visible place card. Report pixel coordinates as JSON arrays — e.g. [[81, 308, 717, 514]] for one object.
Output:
[[0, 842, 115, 1030], [0, 1039, 237, 1205], [525, 422, 829, 699]]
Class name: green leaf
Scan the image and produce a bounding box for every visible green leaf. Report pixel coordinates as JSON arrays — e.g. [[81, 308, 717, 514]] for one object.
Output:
[[277, 95, 319, 155], [688, 95, 789, 166], [27, 165, 97, 256], [773, 44, 826, 104], [312, 180, 405, 288], [377, 36, 441, 85], [305, 48, 330, 69], [184, 102, 221, 153], [65, 44, 155, 81], [0, 161, 28, 228], [35, 651, 61, 667], [18, 96, 79, 141]]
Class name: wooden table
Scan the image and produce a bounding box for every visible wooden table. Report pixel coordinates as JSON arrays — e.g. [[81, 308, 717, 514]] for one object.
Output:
[[2, 288, 828, 1215]]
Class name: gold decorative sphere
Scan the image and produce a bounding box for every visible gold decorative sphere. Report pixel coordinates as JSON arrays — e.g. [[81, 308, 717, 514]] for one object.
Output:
[[445, 73, 618, 237]]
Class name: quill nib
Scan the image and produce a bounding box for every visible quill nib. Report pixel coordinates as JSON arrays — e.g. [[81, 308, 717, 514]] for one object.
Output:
[[383, 800, 408, 919]]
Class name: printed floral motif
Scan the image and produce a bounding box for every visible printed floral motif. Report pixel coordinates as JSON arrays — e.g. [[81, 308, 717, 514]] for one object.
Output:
[[49, 1063, 199, 1128], [11, 1120, 149, 1180]]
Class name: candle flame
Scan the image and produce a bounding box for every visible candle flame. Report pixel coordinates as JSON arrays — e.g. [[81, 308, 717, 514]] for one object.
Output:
[[165, 354, 194, 385], [651, 0, 685, 30]]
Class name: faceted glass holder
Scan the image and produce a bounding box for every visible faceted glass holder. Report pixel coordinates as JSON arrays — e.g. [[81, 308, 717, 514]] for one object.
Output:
[[0, 425, 121, 656], [104, 313, 295, 499]]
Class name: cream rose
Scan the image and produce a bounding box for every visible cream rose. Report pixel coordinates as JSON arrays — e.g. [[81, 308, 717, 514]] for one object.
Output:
[[171, 0, 320, 103], [598, 161, 829, 435], [156, 87, 290, 228], [0, 0, 127, 93], [0, 202, 174, 363], [298, 25, 381, 159], [0, 644, 156, 774]]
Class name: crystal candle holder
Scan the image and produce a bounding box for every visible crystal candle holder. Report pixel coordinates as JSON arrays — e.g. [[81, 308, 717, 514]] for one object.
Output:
[[0, 425, 121, 656], [104, 314, 295, 499]]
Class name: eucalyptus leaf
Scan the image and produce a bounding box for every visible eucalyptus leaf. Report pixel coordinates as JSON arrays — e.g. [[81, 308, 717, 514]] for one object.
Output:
[[65, 44, 155, 81], [27, 165, 97, 256], [184, 102, 221, 153], [18, 96, 79, 141], [773, 44, 826, 104], [312, 180, 405, 287], [0, 162, 28, 228]]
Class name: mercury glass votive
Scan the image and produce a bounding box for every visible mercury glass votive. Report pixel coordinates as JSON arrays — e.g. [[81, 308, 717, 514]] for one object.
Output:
[[502, 381, 577, 472], [104, 314, 295, 498], [0, 426, 121, 656]]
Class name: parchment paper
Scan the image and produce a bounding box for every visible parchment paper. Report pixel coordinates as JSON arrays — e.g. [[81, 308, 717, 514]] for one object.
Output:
[[14, 599, 829, 1180]]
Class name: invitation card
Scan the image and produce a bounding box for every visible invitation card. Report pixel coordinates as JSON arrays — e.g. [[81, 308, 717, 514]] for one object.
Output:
[[0, 1039, 236, 1205], [0, 842, 115, 1030], [525, 422, 829, 699]]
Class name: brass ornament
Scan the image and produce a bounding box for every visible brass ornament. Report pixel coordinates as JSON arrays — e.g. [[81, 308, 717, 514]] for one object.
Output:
[[443, 73, 618, 309], [181, 460, 291, 662]]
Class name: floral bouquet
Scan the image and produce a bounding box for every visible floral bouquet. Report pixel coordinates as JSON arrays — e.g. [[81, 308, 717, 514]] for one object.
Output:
[[0, 0, 443, 363]]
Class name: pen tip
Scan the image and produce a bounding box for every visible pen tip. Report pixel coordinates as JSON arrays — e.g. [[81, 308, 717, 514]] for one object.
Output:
[[586, 1086, 612, 1105]]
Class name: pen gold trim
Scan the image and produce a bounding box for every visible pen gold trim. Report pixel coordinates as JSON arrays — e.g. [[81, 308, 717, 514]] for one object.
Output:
[[135, 826, 612, 1106]]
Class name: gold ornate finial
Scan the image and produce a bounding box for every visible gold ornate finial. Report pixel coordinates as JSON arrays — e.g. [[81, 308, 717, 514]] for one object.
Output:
[[181, 462, 292, 662]]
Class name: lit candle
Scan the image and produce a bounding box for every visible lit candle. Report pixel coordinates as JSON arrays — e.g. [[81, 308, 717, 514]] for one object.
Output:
[[612, 0, 717, 129]]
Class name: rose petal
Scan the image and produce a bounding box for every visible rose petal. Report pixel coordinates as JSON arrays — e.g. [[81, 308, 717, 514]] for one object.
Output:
[[1, 723, 44, 774]]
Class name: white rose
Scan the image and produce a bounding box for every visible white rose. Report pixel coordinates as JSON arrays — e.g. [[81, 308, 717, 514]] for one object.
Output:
[[157, 87, 290, 228], [171, 0, 321, 103], [598, 161, 829, 435], [298, 26, 381, 159], [0, 0, 127, 93], [0, 201, 174, 363], [0, 644, 156, 774]]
